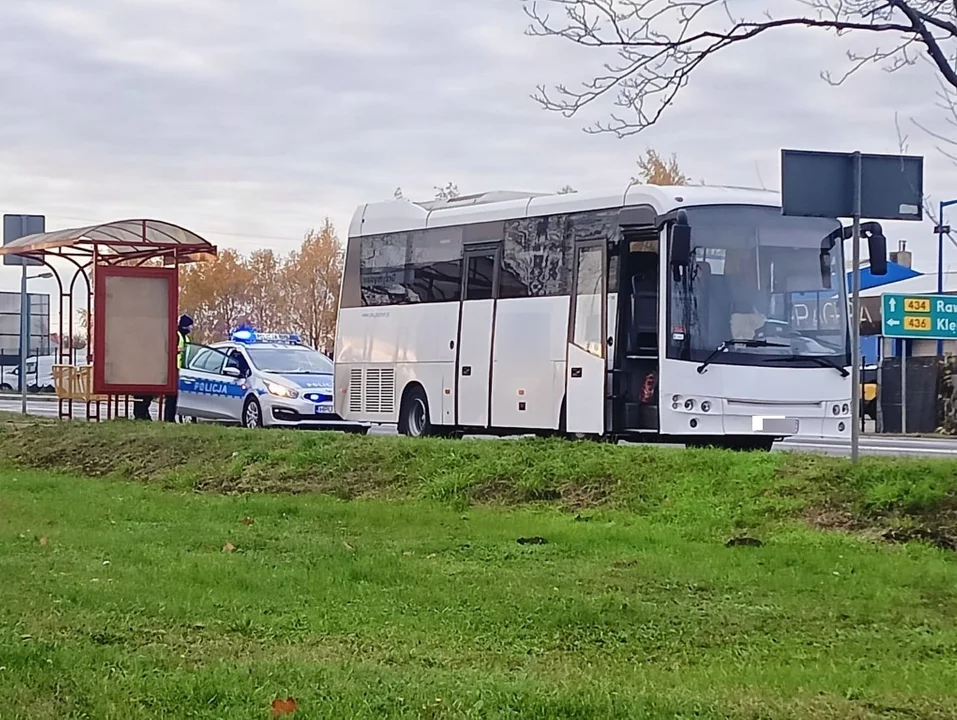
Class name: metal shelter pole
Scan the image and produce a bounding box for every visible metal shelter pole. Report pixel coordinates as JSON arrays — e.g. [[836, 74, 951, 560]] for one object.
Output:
[[850, 151, 862, 463], [18, 264, 27, 415]]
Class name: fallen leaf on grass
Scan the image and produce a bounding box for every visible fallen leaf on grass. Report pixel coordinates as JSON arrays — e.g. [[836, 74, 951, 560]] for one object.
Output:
[[222, 542, 236, 553], [38, 537, 48, 547], [343, 541, 354, 551], [271, 696, 297, 716], [241, 517, 254, 526]]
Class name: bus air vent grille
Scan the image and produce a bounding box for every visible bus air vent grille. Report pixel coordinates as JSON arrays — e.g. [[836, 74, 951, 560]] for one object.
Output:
[[365, 369, 381, 413], [361, 367, 395, 414], [348, 368, 362, 413], [380, 368, 395, 414]]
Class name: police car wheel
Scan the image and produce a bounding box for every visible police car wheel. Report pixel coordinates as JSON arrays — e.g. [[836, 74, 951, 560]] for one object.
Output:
[[242, 397, 264, 429]]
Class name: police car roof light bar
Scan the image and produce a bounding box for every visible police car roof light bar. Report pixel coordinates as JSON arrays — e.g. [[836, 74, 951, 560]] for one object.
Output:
[[257, 332, 301, 345]]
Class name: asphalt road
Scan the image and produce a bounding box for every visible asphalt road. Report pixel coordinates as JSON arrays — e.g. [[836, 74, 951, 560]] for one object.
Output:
[[1, 395, 955, 459]]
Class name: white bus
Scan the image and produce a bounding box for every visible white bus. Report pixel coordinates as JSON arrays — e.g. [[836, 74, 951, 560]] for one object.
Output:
[[333, 185, 886, 450]]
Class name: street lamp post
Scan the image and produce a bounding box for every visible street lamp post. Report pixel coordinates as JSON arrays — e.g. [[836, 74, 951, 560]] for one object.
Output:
[[935, 200, 957, 356], [18, 269, 53, 414]]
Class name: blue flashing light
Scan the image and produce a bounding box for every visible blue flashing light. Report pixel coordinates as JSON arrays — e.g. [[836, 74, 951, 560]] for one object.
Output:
[[231, 328, 256, 344]]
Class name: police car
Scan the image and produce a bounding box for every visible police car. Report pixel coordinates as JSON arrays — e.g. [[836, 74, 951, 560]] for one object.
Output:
[[176, 329, 368, 432]]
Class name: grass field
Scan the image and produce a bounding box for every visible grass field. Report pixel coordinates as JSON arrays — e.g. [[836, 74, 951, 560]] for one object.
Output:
[[1, 419, 957, 718]]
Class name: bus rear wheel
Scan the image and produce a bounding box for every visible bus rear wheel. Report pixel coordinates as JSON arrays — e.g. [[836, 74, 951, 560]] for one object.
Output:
[[398, 386, 433, 437]]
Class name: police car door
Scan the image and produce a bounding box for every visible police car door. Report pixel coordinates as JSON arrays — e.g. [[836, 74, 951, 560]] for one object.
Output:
[[222, 347, 252, 420], [178, 346, 242, 420]]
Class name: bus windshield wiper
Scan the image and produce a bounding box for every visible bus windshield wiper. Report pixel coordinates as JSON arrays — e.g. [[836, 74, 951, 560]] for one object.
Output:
[[771, 354, 849, 377], [696, 339, 790, 374]]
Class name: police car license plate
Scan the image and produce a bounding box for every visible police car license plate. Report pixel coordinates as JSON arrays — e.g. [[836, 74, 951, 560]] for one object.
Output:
[[315, 403, 334, 414]]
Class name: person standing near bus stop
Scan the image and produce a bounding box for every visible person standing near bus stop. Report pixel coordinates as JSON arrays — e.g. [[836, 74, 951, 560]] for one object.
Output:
[[162, 314, 193, 422], [131, 314, 193, 421]]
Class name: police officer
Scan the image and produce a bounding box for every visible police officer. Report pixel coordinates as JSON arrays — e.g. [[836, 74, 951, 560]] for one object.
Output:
[[162, 314, 193, 422]]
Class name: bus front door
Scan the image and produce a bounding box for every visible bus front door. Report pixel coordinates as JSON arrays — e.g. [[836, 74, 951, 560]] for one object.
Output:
[[566, 241, 606, 434], [456, 245, 500, 428]]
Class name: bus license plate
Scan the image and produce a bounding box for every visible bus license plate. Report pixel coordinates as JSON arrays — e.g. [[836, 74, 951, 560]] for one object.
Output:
[[315, 403, 334, 414]]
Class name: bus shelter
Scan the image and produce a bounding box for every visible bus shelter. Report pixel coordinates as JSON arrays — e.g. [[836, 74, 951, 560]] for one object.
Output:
[[0, 220, 216, 421]]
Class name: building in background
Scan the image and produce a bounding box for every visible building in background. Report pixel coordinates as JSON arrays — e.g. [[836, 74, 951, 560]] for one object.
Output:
[[0, 291, 51, 387]]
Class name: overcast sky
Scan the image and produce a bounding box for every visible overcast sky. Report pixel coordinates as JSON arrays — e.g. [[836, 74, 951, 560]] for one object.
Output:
[[2, 0, 957, 309]]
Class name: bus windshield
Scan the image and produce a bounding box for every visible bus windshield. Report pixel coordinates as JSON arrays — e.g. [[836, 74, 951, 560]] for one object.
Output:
[[668, 205, 847, 367]]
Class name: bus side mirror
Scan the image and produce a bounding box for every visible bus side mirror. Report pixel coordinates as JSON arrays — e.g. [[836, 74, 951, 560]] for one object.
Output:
[[868, 232, 888, 276], [669, 210, 691, 267]]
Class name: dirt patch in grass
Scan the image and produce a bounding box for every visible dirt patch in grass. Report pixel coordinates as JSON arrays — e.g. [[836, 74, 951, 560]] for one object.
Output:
[[880, 527, 957, 552], [806, 504, 957, 552]]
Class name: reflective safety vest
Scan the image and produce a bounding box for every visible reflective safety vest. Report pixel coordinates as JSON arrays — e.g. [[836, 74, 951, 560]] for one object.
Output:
[[177, 331, 188, 369]]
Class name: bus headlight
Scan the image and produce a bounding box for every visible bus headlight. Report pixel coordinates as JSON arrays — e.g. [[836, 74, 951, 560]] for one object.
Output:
[[842, 403, 850, 415], [701, 401, 711, 412], [832, 404, 841, 416], [684, 399, 695, 410], [264, 381, 299, 399]]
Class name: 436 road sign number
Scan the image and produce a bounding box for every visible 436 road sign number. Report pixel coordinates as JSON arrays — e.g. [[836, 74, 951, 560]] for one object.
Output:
[[904, 316, 931, 331]]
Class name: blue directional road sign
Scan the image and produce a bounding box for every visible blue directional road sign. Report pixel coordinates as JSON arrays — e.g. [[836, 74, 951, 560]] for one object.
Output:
[[881, 293, 957, 340]]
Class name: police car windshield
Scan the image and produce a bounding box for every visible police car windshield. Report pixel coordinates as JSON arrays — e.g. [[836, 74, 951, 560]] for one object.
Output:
[[245, 347, 333, 375]]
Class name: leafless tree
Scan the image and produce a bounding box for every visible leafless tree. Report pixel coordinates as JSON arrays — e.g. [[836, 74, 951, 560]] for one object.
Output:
[[524, 0, 957, 141], [557, 184, 578, 193]]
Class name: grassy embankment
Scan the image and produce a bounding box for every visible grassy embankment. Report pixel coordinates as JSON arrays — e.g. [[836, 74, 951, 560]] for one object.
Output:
[[1, 418, 957, 719]]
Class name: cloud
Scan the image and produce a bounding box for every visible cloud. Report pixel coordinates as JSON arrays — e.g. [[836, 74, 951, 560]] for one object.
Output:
[[0, 0, 955, 310]]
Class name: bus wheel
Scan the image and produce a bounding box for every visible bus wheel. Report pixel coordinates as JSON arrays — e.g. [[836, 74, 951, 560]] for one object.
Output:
[[399, 386, 432, 437], [728, 437, 775, 452]]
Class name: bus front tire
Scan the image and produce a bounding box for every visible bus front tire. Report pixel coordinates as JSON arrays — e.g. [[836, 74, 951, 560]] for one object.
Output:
[[398, 386, 433, 437]]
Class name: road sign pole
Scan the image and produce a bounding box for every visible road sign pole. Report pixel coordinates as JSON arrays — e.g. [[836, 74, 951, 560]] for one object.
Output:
[[936, 199, 957, 356], [850, 151, 862, 463], [877, 337, 884, 433], [938, 201, 946, 296], [938, 200, 944, 357], [901, 342, 907, 434]]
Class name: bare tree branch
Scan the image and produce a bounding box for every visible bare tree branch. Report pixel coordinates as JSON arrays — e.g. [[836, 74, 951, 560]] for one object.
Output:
[[525, 0, 957, 137], [895, 109, 957, 253]]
